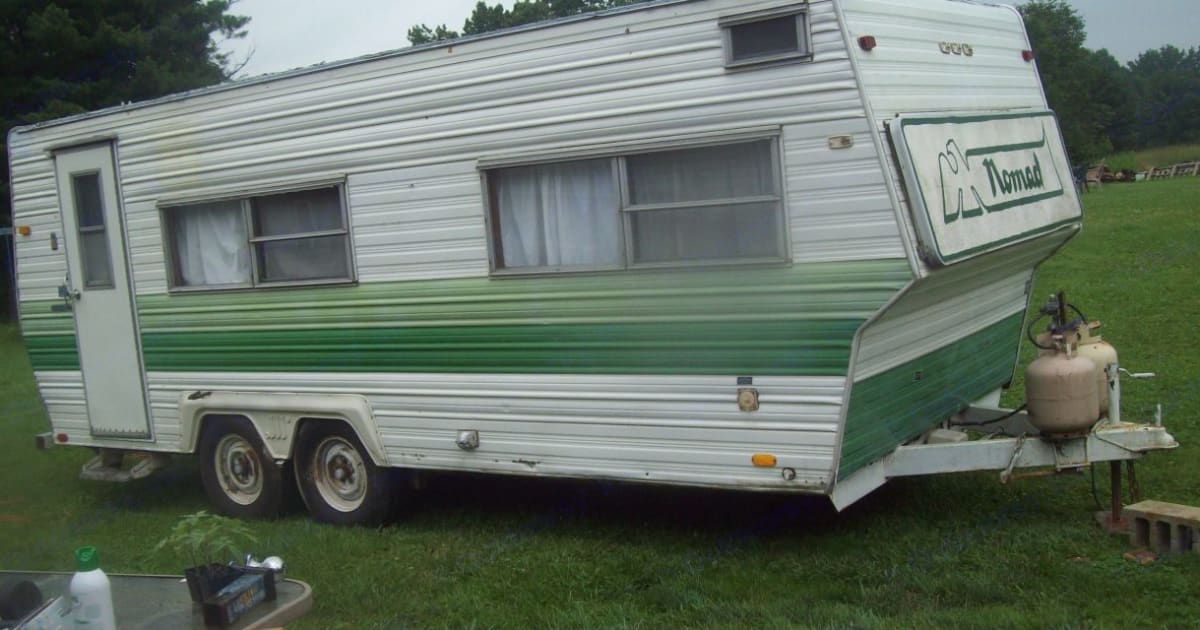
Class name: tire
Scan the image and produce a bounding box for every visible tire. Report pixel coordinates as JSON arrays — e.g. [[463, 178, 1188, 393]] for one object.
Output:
[[198, 416, 287, 519], [294, 422, 397, 526]]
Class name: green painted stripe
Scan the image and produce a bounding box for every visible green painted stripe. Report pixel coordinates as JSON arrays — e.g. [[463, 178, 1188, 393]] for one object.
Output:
[[141, 320, 864, 375], [838, 313, 1024, 479], [135, 262, 909, 333], [138, 262, 909, 374], [18, 305, 79, 371], [22, 261, 912, 375], [17, 305, 75, 336], [24, 334, 80, 371]]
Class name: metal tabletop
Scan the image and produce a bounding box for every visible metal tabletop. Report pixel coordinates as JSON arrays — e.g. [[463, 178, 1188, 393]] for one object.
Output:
[[1, 570, 312, 629]]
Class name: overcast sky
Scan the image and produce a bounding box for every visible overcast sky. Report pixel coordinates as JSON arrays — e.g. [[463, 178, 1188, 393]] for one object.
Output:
[[219, 0, 1198, 78]]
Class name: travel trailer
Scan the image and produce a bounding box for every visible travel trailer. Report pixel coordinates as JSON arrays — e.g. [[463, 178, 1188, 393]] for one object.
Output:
[[8, 0, 1176, 525]]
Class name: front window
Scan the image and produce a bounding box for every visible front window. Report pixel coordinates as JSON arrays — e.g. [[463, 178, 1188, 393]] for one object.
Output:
[[487, 138, 786, 274], [162, 185, 353, 290]]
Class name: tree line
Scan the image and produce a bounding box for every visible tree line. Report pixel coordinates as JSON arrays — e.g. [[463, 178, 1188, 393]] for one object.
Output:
[[1020, 0, 1199, 163], [407, 0, 645, 44], [0, 0, 248, 224]]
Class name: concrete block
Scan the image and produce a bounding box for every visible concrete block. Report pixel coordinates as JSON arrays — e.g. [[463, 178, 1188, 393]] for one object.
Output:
[[1125, 500, 1200, 554]]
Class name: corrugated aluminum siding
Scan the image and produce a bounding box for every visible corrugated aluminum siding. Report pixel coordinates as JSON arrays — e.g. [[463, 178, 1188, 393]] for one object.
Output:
[[146, 372, 848, 489], [839, 0, 1045, 116], [830, 0, 1074, 480], [8, 0, 916, 490], [839, 230, 1074, 478], [11, 0, 905, 301]]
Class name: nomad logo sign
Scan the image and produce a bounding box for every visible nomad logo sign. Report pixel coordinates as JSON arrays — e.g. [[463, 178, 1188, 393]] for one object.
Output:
[[891, 112, 1082, 265], [938, 127, 1065, 225]]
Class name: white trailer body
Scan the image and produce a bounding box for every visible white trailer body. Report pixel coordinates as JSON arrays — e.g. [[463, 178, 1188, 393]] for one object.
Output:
[[8, 0, 1175, 524]]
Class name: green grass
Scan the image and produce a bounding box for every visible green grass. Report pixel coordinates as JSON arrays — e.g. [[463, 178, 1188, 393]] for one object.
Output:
[[1106, 144, 1200, 173], [2, 179, 1199, 628]]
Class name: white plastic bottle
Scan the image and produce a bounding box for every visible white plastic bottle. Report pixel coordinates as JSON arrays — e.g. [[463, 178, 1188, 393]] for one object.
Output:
[[69, 546, 117, 630]]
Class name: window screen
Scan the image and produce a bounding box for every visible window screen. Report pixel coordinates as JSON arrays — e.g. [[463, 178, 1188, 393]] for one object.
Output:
[[627, 142, 775, 204], [730, 16, 800, 61], [250, 188, 351, 283], [626, 141, 782, 264], [630, 203, 781, 264]]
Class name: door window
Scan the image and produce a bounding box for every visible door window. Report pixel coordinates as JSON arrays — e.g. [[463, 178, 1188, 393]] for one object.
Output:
[[71, 172, 115, 289]]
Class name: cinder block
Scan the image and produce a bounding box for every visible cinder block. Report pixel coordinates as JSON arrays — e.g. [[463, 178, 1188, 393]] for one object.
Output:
[[1125, 500, 1200, 554]]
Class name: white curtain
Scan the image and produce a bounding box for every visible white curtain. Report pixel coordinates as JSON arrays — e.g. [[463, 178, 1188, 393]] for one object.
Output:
[[495, 159, 621, 268], [171, 201, 251, 286]]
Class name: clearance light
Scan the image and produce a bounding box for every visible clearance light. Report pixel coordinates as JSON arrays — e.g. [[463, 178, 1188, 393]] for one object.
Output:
[[1022, 50, 1036, 62], [56, 433, 69, 443], [858, 36, 878, 52], [17, 225, 32, 236], [752, 453, 778, 468]]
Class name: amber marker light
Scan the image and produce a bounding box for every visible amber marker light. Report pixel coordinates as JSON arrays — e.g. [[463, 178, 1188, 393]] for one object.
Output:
[[752, 453, 778, 468], [17, 225, 32, 236]]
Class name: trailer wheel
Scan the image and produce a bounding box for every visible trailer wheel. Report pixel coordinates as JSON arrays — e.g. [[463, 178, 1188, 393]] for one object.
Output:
[[198, 416, 286, 518], [294, 422, 396, 526]]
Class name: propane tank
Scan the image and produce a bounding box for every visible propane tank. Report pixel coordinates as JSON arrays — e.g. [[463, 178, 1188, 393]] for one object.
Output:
[[1025, 335, 1100, 436], [1076, 322, 1118, 418]]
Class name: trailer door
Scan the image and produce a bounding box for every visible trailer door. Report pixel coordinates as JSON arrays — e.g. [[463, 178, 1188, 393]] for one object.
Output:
[[53, 143, 151, 439]]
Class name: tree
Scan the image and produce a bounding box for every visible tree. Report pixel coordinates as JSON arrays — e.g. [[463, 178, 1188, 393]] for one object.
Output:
[[1019, 0, 1131, 162], [1128, 45, 1200, 148], [407, 23, 460, 46], [408, 0, 648, 46], [1, 0, 248, 319], [1087, 48, 1137, 153], [1, 0, 250, 223], [0, 0, 248, 211]]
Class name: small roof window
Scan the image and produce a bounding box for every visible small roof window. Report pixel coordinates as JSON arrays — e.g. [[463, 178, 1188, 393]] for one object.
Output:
[[721, 5, 811, 69]]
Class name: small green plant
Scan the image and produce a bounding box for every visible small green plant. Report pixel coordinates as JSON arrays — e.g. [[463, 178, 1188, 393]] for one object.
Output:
[[152, 510, 257, 567]]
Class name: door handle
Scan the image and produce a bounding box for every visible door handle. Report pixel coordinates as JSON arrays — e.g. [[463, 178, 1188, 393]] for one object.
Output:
[[58, 283, 81, 301], [54, 282, 80, 312]]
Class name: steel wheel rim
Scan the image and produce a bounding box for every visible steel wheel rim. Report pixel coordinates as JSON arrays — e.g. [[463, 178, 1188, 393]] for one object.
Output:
[[311, 436, 367, 512], [215, 434, 263, 506]]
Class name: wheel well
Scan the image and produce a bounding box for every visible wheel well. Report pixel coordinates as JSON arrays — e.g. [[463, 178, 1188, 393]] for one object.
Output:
[[291, 417, 364, 460], [196, 414, 357, 461], [195, 413, 257, 451], [177, 392, 386, 465]]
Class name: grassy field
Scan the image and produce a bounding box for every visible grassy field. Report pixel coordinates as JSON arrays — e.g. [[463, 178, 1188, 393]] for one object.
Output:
[[1105, 144, 1200, 173], [2, 179, 1199, 628]]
